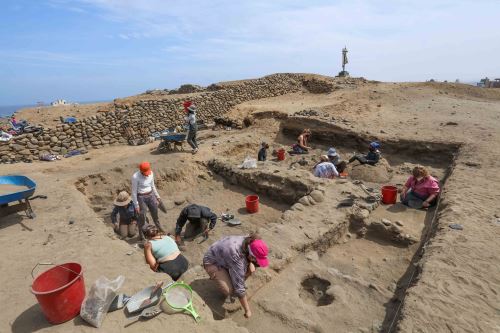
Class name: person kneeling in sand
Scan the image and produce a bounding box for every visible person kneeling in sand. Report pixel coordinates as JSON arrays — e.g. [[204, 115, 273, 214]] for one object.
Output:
[[313, 155, 339, 179], [174, 204, 217, 245], [143, 225, 189, 281], [400, 165, 440, 208], [111, 191, 138, 238], [292, 128, 312, 154], [203, 233, 269, 319]]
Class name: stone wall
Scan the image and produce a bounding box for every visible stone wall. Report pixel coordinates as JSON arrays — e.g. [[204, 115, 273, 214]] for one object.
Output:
[[0, 73, 332, 163]]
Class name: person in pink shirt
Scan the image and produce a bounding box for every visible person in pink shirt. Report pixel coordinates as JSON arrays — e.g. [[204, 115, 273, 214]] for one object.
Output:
[[400, 165, 440, 208]]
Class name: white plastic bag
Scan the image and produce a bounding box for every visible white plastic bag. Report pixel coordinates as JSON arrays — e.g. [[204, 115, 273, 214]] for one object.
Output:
[[80, 275, 125, 328], [240, 156, 257, 169]]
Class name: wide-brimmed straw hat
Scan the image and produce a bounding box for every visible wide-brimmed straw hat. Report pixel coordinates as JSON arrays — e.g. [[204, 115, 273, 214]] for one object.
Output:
[[114, 191, 131, 206]]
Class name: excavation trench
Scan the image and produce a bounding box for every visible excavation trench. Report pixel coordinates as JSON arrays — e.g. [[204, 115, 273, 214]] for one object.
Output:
[[73, 118, 459, 331], [223, 116, 461, 332]]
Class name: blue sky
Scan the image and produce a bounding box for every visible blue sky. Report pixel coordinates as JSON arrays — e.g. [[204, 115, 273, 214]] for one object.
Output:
[[0, 0, 499, 105]]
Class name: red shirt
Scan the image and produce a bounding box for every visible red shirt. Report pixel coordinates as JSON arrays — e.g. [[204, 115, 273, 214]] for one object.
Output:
[[405, 175, 440, 197]]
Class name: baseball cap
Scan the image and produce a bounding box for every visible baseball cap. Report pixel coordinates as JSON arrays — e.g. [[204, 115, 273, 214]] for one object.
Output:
[[139, 162, 152, 176], [249, 239, 269, 268]]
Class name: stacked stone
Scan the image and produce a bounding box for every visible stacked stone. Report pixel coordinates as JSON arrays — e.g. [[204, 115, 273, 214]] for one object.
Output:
[[1, 73, 326, 163], [0, 112, 126, 163]]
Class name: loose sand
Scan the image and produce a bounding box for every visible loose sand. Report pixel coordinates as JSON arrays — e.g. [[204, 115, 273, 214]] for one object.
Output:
[[0, 184, 28, 196], [1, 79, 499, 333]]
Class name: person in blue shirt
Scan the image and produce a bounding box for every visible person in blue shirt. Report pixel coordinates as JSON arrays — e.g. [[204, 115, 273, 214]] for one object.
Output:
[[348, 142, 381, 166], [143, 224, 188, 281], [111, 191, 138, 238]]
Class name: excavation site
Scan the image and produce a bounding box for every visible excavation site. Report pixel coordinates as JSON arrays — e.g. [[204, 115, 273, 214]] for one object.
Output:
[[1, 75, 499, 333]]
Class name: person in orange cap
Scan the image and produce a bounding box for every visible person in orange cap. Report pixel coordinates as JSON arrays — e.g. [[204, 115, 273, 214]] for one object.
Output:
[[131, 161, 164, 240]]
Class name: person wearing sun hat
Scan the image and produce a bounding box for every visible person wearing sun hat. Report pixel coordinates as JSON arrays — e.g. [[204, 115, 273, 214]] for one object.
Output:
[[111, 191, 138, 238], [327, 147, 347, 173], [131, 161, 164, 240], [203, 233, 269, 319]]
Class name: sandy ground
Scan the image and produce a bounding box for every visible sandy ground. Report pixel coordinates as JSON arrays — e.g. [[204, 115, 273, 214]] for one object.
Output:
[[1, 80, 500, 333]]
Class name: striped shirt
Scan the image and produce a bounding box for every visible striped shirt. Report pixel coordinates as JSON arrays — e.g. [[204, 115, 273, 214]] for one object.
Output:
[[314, 162, 339, 179], [203, 236, 248, 297]]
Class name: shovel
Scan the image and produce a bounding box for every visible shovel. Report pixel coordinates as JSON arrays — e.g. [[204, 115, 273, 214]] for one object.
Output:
[[125, 305, 162, 327], [158, 199, 167, 214], [139, 281, 163, 308]]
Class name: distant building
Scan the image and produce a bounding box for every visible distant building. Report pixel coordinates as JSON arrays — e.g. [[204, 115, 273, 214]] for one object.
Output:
[[51, 99, 68, 106], [477, 77, 500, 88]]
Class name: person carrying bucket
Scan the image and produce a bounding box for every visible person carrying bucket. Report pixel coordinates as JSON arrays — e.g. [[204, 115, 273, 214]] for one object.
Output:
[[203, 233, 269, 319], [348, 141, 381, 166], [184, 101, 199, 154], [111, 191, 138, 238], [400, 165, 440, 208], [131, 162, 164, 240]]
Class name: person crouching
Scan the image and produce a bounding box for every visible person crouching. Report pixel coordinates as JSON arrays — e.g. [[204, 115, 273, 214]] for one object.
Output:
[[143, 225, 189, 281], [111, 191, 138, 238], [203, 233, 269, 319], [175, 204, 217, 245], [400, 165, 440, 208], [313, 155, 339, 179]]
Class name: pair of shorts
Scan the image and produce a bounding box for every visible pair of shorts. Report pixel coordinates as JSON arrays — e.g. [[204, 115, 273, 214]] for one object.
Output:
[[158, 254, 189, 281]]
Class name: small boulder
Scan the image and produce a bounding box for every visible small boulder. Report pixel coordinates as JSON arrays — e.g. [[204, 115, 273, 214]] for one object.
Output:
[[310, 190, 325, 203]]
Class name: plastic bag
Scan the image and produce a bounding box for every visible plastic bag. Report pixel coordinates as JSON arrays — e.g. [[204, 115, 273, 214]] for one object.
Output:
[[240, 156, 257, 169], [80, 275, 125, 328]]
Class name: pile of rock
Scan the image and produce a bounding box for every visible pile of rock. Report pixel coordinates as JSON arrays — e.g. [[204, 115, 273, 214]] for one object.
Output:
[[169, 84, 205, 94], [1, 73, 329, 163], [303, 78, 337, 93]]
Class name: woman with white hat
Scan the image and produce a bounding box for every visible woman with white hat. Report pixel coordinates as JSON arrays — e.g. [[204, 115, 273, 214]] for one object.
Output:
[[111, 191, 138, 238]]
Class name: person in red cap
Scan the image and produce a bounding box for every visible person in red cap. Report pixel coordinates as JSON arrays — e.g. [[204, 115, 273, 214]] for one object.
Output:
[[184, 102, 199, 154], [203, 233, 269, 319], [131, 161, 164, 240]]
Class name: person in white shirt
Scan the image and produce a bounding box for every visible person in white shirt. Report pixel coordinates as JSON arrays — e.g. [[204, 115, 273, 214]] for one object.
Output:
[[131, 161, 164, 240], [185, 103, 198, 154]]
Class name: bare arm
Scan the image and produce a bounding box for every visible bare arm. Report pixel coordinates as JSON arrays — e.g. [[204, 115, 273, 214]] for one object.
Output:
[[422, 193, 438, 207], [144, 242, 158, 272], [239, 294, 252, 318]]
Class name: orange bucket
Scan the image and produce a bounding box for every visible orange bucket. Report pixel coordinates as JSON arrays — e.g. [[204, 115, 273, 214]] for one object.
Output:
[[245, 195, 259, 213], [277, 149, 285, 161]]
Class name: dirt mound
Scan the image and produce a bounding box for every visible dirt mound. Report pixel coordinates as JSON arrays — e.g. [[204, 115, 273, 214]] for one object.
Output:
[[348, 158, 393, 183]]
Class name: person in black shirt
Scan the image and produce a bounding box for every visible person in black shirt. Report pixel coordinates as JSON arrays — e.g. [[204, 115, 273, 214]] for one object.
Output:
[[175, 204, 217, 244]]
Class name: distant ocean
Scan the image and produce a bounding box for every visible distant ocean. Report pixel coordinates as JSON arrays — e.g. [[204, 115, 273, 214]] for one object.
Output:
[[0, 105, 34, 118], [0, 101, 110, 119]]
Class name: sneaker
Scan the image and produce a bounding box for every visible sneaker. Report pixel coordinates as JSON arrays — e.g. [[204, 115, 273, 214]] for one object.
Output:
[[192, 148, 199, 154]]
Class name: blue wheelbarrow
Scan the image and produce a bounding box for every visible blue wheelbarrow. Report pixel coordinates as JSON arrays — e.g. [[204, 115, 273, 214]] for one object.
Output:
[[0, 175, 37, 219], [157, 132, 187, 153]]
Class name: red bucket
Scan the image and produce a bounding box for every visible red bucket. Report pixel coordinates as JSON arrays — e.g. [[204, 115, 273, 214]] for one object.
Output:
[[277, 149, 285, 161], [381, 185, 398, 204], [31, 263, 85, 324], [245, 195, 259, 213]]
